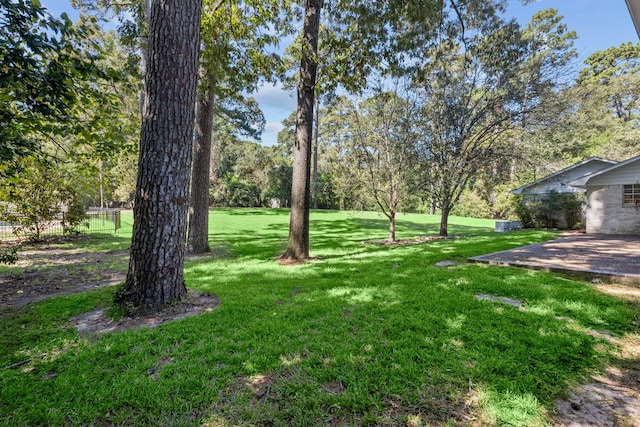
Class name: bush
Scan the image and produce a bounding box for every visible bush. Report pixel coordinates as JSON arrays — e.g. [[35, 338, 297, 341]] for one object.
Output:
[[451, 191, 491, 219], [211, 173, 261, 207], [515, 191, 584, 229], [62, 197, 89, 235], [0, 158, 88, 240], [0, 244, 18, 264]]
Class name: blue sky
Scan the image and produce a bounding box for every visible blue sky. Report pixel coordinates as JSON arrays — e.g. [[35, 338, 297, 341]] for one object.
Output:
[[43, 0, 638, 146]]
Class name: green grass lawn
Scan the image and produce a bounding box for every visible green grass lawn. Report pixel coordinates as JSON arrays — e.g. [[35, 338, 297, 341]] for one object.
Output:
[[0, 209, 637, 426]]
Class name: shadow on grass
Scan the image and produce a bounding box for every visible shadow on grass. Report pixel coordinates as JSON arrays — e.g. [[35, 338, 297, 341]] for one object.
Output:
[[225, 207, 291, 216], [182, 237, 634, 426], [1, 209, 631, 426]]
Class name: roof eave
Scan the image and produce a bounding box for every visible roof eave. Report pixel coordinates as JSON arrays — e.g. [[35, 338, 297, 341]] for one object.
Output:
[[626, 0, 640, 38]]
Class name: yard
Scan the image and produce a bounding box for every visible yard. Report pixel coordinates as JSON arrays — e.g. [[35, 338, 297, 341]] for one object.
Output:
[[0, 209, 638, 426]]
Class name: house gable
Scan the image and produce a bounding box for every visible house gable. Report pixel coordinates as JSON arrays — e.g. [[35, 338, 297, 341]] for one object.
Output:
[[569, 155, 640, 187], [511, 157, 618, 195]]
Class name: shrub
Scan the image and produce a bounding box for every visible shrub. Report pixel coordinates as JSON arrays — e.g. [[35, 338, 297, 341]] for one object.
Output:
[[451, 191, 491, 219], [0, 158, 87, 240], [515, 191, 584, 229], [0, 244, 18, 264]]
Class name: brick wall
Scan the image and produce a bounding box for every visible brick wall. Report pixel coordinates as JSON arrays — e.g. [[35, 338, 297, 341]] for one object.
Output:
[[586, 185, 640, 234]]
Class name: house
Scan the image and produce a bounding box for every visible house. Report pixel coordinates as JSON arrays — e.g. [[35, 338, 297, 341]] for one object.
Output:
[[569, 154, 640, 235], [511, 157, 618, 229], [511, 157, 618, 199]]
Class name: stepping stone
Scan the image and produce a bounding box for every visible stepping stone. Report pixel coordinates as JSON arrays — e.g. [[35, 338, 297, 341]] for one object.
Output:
[[475, 293, 523, 308], [435, 261, 456, 267]]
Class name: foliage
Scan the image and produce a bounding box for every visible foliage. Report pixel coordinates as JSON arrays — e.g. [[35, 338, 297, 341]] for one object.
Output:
[[0, 209, 636, 426], [0, 0, 129, 175], [515, 191, 584, 229], [61, 196, 89, 235], [324, 90, 421, 241], [312, 172, 339, 210], [0, 244, 18, 265], [0, 158, 87, 240], [450, 191, 492, 219], [263, 165, 293, 208], [211, 173, 262, 208], [573, 43, 640, 160], [408, 5, 579, 236]]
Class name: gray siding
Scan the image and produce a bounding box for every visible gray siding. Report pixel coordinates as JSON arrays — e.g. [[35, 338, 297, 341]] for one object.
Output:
[[585, 184, 640, 235], [588, 162, 640, 186], [520, 161, 612, 195]]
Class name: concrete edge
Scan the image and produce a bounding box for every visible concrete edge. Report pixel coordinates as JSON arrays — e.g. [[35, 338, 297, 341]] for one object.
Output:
[[468, 256, 640, 283]]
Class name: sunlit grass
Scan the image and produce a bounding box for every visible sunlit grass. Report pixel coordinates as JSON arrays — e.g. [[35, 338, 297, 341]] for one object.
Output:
[[0, 208, 636, 426]]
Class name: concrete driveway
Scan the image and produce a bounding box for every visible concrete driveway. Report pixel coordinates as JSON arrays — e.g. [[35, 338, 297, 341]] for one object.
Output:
[[469, 234, 640, 280]]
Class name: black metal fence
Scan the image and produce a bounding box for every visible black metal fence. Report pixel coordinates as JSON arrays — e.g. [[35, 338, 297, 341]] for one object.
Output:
[[0, 209, 121, 241]]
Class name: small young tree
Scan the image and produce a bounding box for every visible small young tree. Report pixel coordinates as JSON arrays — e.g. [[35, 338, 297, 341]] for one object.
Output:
[[325, 90, 420, 243], [0, 158, 87, 240]]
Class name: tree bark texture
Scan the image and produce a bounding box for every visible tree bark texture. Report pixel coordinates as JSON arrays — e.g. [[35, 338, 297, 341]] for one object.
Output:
[[122, 0, 202, 313], [388, 209, 396, 243], [312, 95, 320, 209], [138, 0, 152, 116], [187, 84, 215, 254], [280, 0, 322, 261], [439, 204, 450, 237]]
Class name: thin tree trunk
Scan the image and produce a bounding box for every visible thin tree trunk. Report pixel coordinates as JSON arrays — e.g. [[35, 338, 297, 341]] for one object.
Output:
[[439, 203, 450, 237], [98, 160, 104, 210], [389, 209, 396, 243], [187, 79, 215, 254], [120, 0, 202, 313], [280, 0, 322, 261], [429, 181, 436, 215], [209, 135, 219, 187], [389, 175, 398, 242]]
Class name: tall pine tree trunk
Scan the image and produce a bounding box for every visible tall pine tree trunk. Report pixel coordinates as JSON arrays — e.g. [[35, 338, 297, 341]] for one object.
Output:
[[280, 0, 322, 261], [139, 0, 152, 116], [120, 0, 202, 313], [312, 95, 320, 209], [187, 77, 215, 254]]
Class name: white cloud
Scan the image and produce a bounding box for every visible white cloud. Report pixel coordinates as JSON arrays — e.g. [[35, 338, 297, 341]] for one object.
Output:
[[253, 82, 296, 146], [265, 121, 285, 134], [254, 82, 297, 112], [260, 121, 285, 146]]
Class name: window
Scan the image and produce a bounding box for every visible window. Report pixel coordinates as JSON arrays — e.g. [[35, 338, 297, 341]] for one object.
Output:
[[623, 184, 640, 206]]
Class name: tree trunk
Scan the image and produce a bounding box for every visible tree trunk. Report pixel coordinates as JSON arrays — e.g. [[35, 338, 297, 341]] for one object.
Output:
[[187, 81, 215, 254], [388, 209, 396, 243], [139, 0, 152, 116], [439, 203, 450, 237], [120, 0, 202, 313], [388, 175, 398, 243], [312, 94, 320, 209], [280, 0, 322, 261]]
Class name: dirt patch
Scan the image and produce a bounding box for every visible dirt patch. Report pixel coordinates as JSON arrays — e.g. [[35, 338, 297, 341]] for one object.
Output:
[[72, 290, 220, 336], [0, 240, 128, 308], [1, 238, 220, 336], [553, 327, 640, 426], [554, 357, 640, 427]]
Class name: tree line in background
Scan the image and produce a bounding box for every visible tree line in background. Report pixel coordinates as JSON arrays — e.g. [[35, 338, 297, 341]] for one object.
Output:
[[2, 0, 639, 312]]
